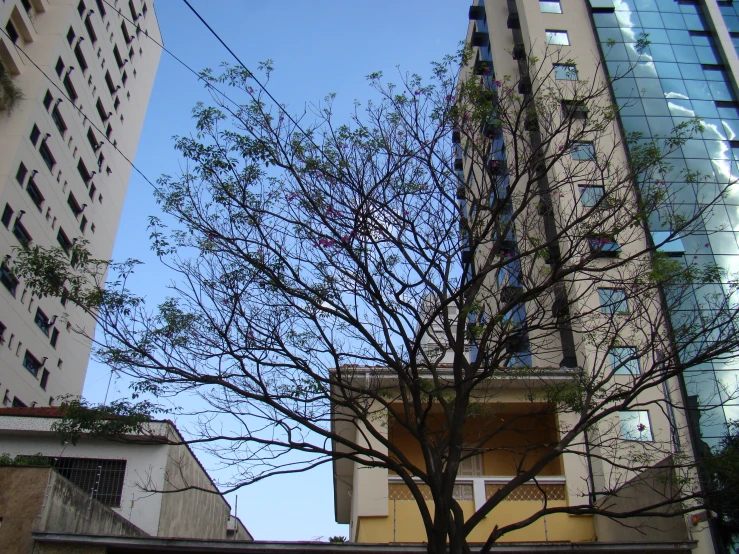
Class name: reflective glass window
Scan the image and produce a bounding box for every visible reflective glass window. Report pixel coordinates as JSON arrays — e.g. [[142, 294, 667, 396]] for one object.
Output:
[[649, 43, 676, 62], [571, 142, 596, 160], [598, 288, 629, 315], [620, 411, 654, 441], [540, 0, 562, 13], [639, 11, 664, 27], [642, 98, 670, 116], [653, 61, 681, 78], [554, 64, 578, 80], [545, 30, 570, 45], [610, 347, 640, 375], [696, 46, 719, 64], [579, 185, 604, 206]]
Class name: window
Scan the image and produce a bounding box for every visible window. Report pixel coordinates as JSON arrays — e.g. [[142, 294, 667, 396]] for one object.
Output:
[[87, 127, 100, 151], [598, 288, 629, 315], [35, 308, 51, 335], [554, 63, 577, 80], [43, 90, 53, 110], [651, 231, 686, 257], [22, 350, 42, 377], [121, 70, 128, 86], [16, 162, 28, 185], [105, 71, 116, 95], [66, 27, 76, 45], [77, 159, 92, 184], [1, 265, 19, 297], [95, 0, 106, 17], [57, 228, 72, 255], [51, 457, 126, 506], [540, 0, 562, 13], [63, 73, 78, 103], [610, 347, 640, 375], [68, 192, 83, 217], [50, 328, 59, 348], [620, 411, 653, 441], [55, 57, 65, 77], [12, 219, 32, 247], [571, 142, 595, 160], [39, 141, 56, 171], [29, 124, 40, 146], [74, 43, 88, 72], [562, 100, 588, 119], [458, 450, 484, 476], [96, 98, 110, 122], [121, 20, 132, 44], [113, 45, 124, 69], [40, 369, 50, 390], [89, 183, 96, 200], [129, 0, 139, 20], [77, 0, 86, 17], [5, 20, 19, 45], [588, 236, 621, 257], [80, 215, 88, 233], [26, 178, 44, 211], [546, 30, 570, 45], [2, 204, 13, 228], [0, 320, 6, 344], [51, 105, 67, 136], [84, 16, 97, 43], [12, 397, 27, 408], [579, 186, 604, 207]]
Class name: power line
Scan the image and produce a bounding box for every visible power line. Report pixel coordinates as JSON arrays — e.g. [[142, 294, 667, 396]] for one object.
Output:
[[0, 26, 158, 190], [179, 0, 324, 150]]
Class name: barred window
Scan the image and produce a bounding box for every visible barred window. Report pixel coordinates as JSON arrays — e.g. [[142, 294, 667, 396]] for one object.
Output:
[[51, 457, 126, 506]]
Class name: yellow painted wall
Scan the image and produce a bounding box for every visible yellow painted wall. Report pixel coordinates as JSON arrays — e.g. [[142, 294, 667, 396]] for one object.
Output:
[[356, 500, 595, 544], [388, 407, 563, 476]]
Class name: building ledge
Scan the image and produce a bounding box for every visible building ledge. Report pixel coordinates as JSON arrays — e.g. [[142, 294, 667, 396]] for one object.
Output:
[[32, 533, 697, 554]]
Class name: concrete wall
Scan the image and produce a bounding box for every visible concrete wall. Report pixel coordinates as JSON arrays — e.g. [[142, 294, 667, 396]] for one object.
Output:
[[0, 465, 145, 554], [594, 457, 689, 543], [40, 468, 147, 537], [156, 440, 230, 539]]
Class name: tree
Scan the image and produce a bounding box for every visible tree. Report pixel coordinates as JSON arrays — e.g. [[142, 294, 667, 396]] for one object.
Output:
[[705, 423, 739, 550], [12, 43, 739, 554]]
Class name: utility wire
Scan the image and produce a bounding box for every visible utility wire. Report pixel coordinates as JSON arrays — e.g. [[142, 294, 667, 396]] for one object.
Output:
[[0, 26, 158, 189]]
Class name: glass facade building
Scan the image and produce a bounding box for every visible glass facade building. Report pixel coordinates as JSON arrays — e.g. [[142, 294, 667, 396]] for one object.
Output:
[[590, 0, 739, 448]]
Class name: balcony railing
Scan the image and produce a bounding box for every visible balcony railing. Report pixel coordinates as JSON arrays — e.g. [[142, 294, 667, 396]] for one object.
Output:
[[388, 475, 567, 511]]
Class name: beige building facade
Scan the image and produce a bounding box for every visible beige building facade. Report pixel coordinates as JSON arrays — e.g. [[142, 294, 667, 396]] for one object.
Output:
[[331, 0, 739, 552], [0, 0, 161, 408]]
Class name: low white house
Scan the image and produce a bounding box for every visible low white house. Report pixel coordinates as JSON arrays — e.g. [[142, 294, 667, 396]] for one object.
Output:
[[0, 407, 251, 540]]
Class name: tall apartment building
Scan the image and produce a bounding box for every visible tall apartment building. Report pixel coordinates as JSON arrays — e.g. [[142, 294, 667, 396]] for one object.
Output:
[[333, 0, 739, 552], [0, 0, 160, 408]]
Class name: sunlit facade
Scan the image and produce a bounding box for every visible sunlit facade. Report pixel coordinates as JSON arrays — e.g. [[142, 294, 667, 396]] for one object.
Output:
[[0, 0, 160, 408]]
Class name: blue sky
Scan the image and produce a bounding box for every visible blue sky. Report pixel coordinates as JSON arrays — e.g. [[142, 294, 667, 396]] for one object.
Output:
[[82, 0, 469, 541]]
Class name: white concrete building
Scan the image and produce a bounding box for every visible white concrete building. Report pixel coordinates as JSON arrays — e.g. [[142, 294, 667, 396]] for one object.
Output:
[[0, 0, 161, 408], [0, 406, 252, 540]]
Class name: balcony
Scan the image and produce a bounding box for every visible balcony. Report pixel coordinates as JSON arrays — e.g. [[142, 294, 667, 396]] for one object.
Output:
[[379, 475, 594, 544]]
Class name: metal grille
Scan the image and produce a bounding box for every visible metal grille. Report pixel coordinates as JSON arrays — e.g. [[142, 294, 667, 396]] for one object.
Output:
[[51, 457, 126, 507], [388, 483, 473, 502], [485, 483, 566, 502]]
